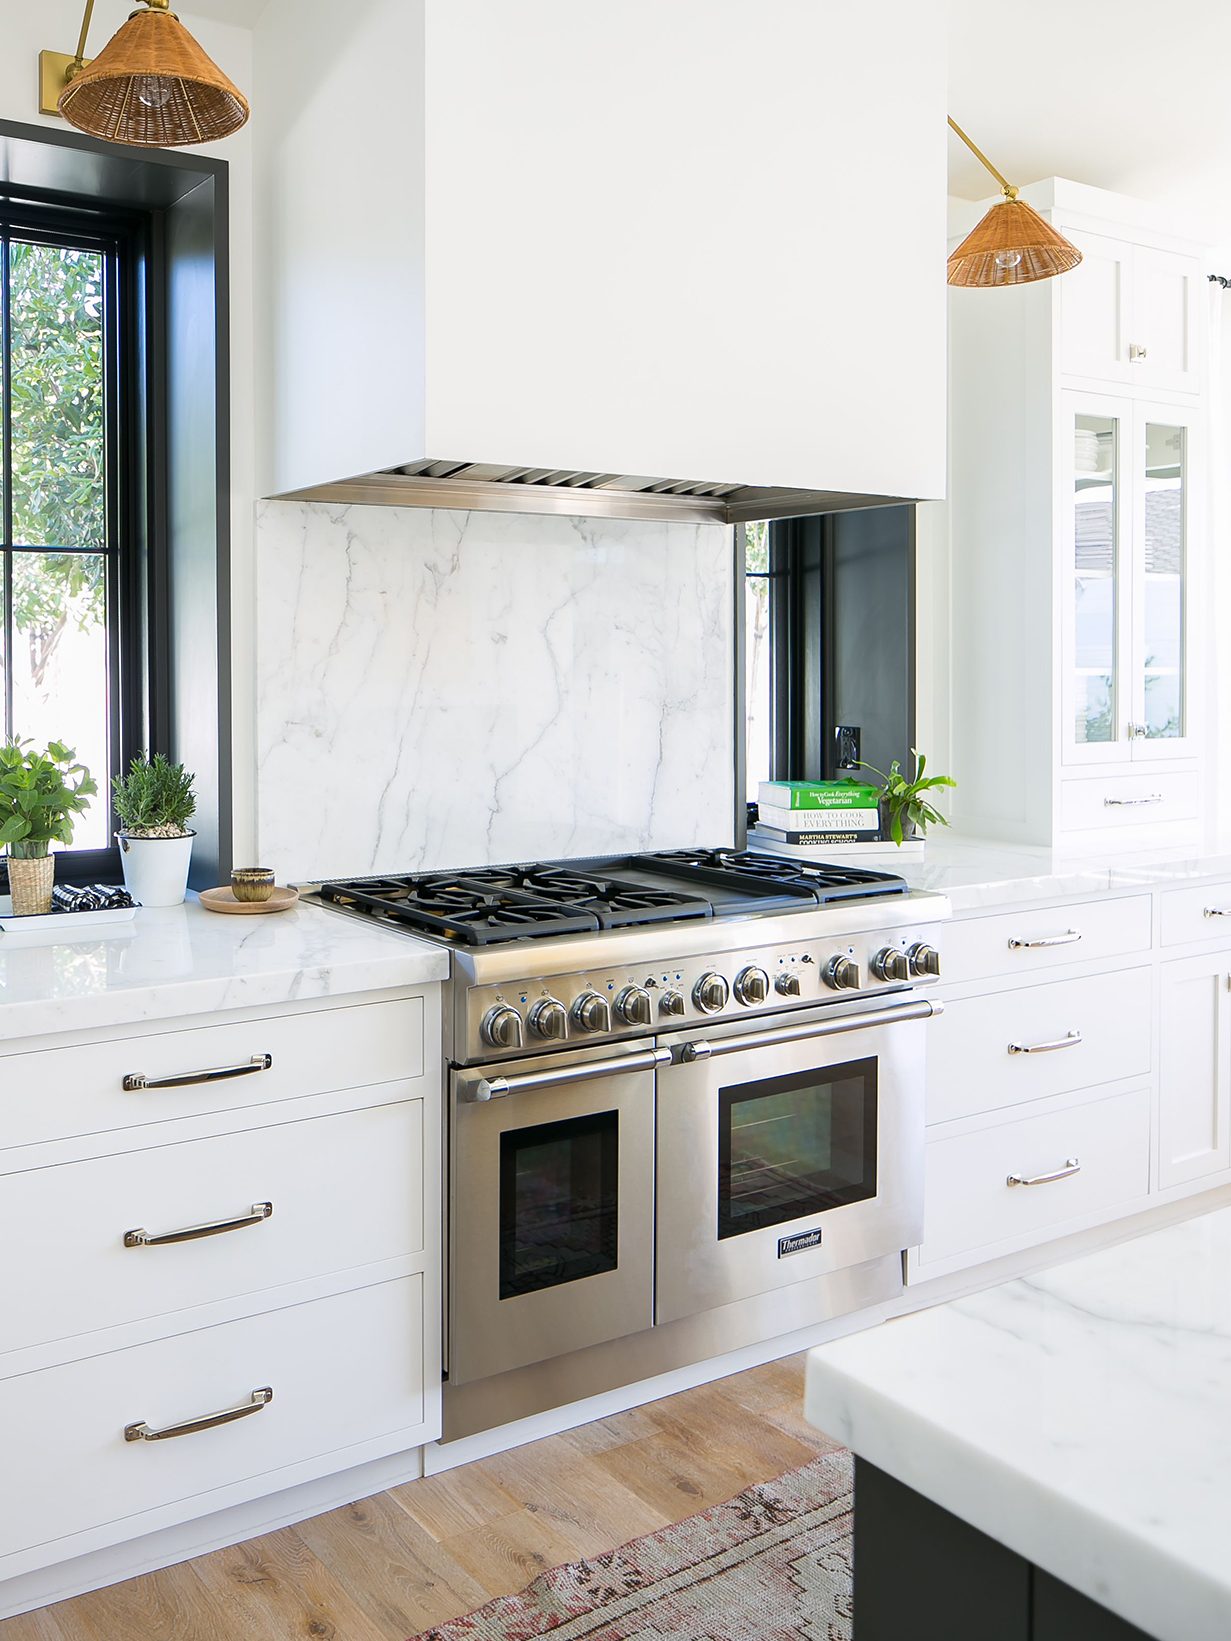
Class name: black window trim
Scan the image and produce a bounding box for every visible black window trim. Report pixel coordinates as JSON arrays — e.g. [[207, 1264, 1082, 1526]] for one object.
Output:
[[0, 187, 161, 887]]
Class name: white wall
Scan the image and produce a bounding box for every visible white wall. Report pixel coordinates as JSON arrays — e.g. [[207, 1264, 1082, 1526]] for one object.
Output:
[[0, 3, 258, 865], [255, 503, 736, 880]]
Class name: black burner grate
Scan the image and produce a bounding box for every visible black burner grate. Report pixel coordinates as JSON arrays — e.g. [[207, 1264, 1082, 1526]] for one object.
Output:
[[643, 848, 908, 903]]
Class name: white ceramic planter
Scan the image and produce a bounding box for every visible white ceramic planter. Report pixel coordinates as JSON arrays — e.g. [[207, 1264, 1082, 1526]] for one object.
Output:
[[117, 830, 195, 908]]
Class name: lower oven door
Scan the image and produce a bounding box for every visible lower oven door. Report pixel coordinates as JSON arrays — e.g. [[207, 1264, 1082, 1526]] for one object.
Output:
[[449, 1042, 661, 1386], [655, 995, 938, 1326]]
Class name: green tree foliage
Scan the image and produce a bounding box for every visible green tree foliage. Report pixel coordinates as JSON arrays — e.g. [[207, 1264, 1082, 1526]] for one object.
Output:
[[8, 241, 106, 693]]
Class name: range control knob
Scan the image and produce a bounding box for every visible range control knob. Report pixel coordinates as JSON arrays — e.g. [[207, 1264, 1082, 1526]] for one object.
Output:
[[734, 966, 770, 1006], [659, 989, 686, 1018], [571, 991, 612, 1034], [908, 942, 941, 978], [872, 947, 911, 983], [527, 997, 568, 1040], [615, 985, 652, 1027], [693, 971, 730, 1014], [824, 956, 861, 992], [775, 971, 802, 997], [481, 1003, 524, 1049]]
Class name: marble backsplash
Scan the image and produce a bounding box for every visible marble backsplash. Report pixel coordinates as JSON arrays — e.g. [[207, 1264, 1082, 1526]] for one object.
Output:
[[255, 501, 736, 881]]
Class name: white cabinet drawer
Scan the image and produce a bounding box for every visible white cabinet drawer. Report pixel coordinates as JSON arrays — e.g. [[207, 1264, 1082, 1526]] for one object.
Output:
[[917, 1086, 1150, 1270], [1160, 882, 1231, 947], [0, 997, 424, 1153], [1060, 771, 1199, 833], [0, 1100, 424, 1357], [927, 967, 1152, 1125], [943, 895, 1151, 985], [0, 1276, 428, 1560]]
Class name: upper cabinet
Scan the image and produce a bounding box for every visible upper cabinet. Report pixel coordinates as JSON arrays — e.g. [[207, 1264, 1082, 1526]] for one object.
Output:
[[1060, 231, 1202, 394], [945, 178, 1211, 848], [251, 0, 948, 507]]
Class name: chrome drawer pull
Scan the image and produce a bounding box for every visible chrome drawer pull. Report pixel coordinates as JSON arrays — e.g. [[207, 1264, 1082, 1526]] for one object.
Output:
[[1007, 930, 1080, 950], [124, 1385, 273, 1443], [1007, 1030, 1082, 1056], [124, 1201, 273, 1248], [1007, 1157, 1081, 1188], [1104, 795, 1162, 807], [1204, 907, 1231, 919], [123, 1054, 273, 1092]]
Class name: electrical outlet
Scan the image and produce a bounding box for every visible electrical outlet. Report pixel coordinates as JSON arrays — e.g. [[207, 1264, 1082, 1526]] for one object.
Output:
[[835, 725, 861, 771]]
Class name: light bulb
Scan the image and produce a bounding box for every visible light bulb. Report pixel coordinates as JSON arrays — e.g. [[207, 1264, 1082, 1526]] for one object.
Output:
[[138, 79, 174, 110], [995, 248, 1023, 271]]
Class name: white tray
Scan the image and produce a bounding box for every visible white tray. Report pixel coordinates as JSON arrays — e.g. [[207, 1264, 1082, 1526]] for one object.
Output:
[[0, 896, 137, 941]]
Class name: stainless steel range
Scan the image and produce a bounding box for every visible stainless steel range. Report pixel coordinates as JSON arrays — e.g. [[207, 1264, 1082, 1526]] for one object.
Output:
[[313, 849, 949, 1442]]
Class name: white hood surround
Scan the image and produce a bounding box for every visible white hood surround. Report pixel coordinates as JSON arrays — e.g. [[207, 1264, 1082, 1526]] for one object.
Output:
[[254, 0, 946, 517], [256, 502, 735, 881]]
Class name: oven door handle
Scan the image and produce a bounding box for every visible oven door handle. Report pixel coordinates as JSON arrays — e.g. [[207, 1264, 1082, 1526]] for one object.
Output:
[[677, 996, 943, 1062], [466, 1046, 672, 1101]]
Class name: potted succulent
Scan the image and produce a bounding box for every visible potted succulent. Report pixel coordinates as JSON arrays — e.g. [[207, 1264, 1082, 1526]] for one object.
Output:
[[858, 749, 956, 846], [0, 739, 98, 916], [112, 753, 197, 908]]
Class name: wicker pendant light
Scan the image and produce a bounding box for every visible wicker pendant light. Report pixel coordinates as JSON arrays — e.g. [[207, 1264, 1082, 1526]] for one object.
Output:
[[946, 117, 1082, 288], [58, 0, 249, 149]]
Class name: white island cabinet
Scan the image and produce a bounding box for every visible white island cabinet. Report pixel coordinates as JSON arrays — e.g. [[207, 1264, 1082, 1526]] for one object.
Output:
[[0, 899, 447, 1622]]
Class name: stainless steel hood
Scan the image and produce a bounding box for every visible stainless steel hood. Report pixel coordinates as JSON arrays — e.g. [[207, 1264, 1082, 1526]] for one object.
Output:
[[279, 459, 907, 526]]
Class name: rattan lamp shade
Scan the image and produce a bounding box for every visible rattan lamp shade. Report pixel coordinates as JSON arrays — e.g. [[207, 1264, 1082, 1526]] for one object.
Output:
[[948, 197, 1083, 288], [58, 5, 249, 148]]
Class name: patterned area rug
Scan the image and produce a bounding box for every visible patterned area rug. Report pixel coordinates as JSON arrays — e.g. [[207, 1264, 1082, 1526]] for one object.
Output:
[[407, 1450, 853, 1641]]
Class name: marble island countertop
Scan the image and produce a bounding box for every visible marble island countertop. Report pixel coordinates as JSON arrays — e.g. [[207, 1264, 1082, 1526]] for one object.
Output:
[[805, 1206, 1231, 1641], [0, 894, 449, 1041], [891, 832, 1231, 913]]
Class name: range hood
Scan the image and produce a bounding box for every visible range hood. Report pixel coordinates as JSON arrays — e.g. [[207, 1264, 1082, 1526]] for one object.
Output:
[[283, 460, 906, 526], [254, 0, 947, 522]]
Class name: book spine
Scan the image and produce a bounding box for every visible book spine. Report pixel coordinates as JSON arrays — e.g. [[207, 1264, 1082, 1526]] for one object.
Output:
[[753, 826, 880, 846], [756, 804, 880, 833], [758, 783, 882, 811]]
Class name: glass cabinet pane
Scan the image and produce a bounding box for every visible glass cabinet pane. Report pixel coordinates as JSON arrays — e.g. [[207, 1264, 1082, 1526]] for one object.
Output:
[[1072, 413, 1119, 744], [1141, 422, 1185, 740]]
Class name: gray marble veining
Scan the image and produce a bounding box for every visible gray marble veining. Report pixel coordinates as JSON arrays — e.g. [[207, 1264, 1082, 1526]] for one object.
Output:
[[255, 502, 736, 881]]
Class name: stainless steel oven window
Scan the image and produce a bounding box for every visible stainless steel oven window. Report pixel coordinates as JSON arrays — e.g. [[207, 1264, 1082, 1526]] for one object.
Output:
[[499, 1110, 620, 1299], [717, 1057, 878, 1239]]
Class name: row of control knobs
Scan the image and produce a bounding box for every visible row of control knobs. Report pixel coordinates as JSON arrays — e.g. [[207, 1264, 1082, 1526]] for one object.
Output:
[[480, 942, 940, 1048]]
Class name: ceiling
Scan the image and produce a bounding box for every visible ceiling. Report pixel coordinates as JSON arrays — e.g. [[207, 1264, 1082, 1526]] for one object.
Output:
[[184, 0, 272, 24], [947, 0, 1231, 242]]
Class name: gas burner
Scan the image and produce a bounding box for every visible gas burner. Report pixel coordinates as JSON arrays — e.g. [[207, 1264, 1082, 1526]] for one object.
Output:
[[318, 875, 602, 944], [644, 848, 908, 904]]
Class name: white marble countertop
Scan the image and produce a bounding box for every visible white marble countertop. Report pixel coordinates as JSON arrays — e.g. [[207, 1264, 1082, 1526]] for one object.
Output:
[[892, 832, 1231, 913], [805, 1207, 1231, 1641], [0, 895, 449, 1042]]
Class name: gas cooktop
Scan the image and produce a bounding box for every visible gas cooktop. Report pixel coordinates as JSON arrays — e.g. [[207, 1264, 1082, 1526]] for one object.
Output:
[[316, 849, 908, 947]]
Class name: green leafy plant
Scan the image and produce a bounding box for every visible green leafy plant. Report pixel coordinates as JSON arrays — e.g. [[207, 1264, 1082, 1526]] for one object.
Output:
[[112, 753, 197, 839], [858, 749, 956, 845], [0, 739, 97, 858]]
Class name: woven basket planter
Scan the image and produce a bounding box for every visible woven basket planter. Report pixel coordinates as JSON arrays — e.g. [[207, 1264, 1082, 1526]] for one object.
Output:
[[8, 853, 54, 917]]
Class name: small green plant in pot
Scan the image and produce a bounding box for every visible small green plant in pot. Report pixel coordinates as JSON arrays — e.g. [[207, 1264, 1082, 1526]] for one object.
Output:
[[0, 739, 97, 916], [112, 753, 197, 908], [858, 749, 956, 846]]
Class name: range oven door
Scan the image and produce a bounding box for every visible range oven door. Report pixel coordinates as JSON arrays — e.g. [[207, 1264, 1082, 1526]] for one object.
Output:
[[449, 1042, 661, 1387], [655, 995, 937, 1326]]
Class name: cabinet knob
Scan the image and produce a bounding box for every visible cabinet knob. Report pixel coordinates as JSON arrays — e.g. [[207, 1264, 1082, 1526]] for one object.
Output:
[[1128, 342, 1148, 362]]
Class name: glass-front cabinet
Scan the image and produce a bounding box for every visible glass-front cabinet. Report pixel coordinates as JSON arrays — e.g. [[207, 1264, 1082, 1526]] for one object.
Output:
[[1063, 391, 1198, 764]]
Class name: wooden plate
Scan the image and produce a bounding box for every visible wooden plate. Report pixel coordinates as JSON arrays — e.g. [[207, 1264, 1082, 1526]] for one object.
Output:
[[199, 885, 300, 915]]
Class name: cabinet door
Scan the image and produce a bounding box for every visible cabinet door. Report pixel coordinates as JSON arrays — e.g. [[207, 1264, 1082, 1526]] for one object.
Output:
[[1058, 231, 1132, 384], [1060, 391, 1133, 764], [1129, 401, 1199, 761], [1129, 247, 1201, 394], [1158, 953, 1231, 1190]]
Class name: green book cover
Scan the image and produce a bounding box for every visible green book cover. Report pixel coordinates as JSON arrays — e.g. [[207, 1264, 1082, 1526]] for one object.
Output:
[[758, 780, 882, 812]]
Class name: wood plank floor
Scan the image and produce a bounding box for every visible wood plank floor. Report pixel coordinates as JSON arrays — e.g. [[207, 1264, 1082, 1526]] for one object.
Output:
[[0, 1354, 838, 1641]]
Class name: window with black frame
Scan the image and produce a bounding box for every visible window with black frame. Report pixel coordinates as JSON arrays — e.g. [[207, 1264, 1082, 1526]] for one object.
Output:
[[1, 202, 149, 880]]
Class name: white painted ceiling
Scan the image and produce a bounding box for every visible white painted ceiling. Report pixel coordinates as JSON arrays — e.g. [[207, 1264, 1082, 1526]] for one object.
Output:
[[184, 0, 272, 24], [947, 0, 1231, 240]]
